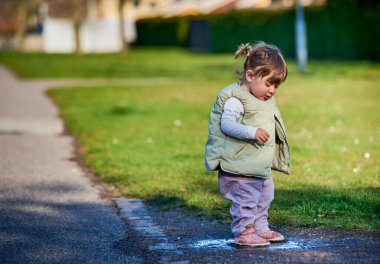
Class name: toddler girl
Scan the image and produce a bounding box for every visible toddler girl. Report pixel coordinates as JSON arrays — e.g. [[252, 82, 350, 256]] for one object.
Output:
[[205, 42, 291, 247]]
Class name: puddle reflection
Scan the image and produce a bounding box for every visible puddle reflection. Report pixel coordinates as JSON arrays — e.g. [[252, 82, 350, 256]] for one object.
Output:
[[189, 238, 325, 251], [190, 239, 235, 250]]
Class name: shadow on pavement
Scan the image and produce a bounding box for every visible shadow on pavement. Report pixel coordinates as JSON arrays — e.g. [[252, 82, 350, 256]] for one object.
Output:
[[0, 183, 129, 264]]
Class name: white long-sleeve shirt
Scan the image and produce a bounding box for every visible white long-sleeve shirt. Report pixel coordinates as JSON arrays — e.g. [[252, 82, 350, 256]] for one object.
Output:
[[221, 97, 257, 140]]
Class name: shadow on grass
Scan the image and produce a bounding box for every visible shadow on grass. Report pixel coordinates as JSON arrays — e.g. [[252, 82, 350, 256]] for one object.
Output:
[[272, 187, 380, 229], [109, 105, 150, 116], [146, 180, 380, 231]]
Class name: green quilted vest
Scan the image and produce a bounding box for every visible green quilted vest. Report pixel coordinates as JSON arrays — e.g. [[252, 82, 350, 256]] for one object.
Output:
[[204, 82, 291, 177]]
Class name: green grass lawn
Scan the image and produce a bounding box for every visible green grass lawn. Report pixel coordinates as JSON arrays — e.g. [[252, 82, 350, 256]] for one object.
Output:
[[0, 48, 235, 79], [1, 48, 379, 231]]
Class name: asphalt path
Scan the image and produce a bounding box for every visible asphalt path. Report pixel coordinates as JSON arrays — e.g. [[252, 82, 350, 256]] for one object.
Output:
[[0, 66, 140, 263], [115, 198, 380, 263]]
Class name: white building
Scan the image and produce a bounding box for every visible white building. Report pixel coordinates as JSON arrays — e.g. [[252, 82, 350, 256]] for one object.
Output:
[[42, 0, 136, 53]]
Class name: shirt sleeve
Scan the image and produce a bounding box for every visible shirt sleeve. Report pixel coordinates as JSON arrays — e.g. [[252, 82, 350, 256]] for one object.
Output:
[[221, 97, 257, 140]]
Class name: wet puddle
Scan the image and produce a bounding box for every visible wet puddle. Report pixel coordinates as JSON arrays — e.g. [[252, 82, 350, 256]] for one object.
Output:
[[190, 239, 234, 250], [116, 198, 333, 254], [189, 237, 330, 250]]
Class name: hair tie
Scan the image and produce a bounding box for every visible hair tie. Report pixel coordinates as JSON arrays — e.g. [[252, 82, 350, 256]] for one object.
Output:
[[235, 43, 253, 59]]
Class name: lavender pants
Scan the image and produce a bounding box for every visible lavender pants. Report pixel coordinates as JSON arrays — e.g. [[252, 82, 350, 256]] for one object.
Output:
[[218, 170, 274, 237]]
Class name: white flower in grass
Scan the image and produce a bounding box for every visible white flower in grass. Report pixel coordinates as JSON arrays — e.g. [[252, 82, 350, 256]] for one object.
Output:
[[364, 152, 371, 160], [328, 126, 336, 133], [296, 127, 308, 138], [174, 119, 182, 127], [146, 137, 153, 144], [353, 166, 361, 174]]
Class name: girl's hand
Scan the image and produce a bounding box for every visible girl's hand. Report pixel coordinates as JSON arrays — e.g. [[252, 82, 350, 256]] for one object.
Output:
[[255, 128, 270, 145]]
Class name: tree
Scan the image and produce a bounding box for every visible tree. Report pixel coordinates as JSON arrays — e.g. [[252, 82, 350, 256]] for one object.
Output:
[[118, 0, 128, 52], [70, 0, 85, 54], [11, 0, 44, 51], [14, 0, 28, 50]]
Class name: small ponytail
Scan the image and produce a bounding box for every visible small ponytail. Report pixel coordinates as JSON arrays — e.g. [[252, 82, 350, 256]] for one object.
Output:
[[235, 43, 253, 59], [234, 41, 288, 86]]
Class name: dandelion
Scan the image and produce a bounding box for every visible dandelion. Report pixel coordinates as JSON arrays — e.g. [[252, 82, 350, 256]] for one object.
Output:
[[146, 137, 153, 144], [364, 152, 371, 160], [296, 127, 308, 138], [174, 119, 182, 127], [328, 126, 336, 133]]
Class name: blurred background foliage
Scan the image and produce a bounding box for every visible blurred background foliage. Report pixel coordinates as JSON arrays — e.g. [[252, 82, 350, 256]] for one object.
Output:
[[135, 0, 380, 60]]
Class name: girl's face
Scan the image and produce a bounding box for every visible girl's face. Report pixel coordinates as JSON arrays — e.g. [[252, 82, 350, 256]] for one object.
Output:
[[244, 71, 278, 101]]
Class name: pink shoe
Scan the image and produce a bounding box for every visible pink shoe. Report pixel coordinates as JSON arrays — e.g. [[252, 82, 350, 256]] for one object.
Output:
[[258, 230, 285, 242], [235, 227, 270, 247]]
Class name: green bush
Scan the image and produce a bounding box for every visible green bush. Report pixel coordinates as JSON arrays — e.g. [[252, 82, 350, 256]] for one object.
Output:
[[135, 18, 180, 46], [135, 0, 380, 60], [207, 9, 295, 56]]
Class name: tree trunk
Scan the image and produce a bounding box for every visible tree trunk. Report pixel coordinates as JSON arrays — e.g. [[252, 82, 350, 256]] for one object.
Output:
[[15, 0, 29, 51], [118, 0, 128, 52], [71, 0, 83, 54]]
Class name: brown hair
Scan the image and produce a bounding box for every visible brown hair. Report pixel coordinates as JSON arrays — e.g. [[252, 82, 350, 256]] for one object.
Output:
[[235, 42, 288, 87]]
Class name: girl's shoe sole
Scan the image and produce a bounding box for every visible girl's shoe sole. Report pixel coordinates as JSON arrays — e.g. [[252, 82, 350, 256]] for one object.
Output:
[[267, 235, 285, 242], [235, 242, 270, 247]]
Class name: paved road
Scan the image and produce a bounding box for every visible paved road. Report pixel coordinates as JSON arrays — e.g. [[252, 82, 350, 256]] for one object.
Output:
[[0, 66, 139, 263]]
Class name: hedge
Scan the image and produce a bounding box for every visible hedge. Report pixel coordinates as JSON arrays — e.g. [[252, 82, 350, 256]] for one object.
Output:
[[134, 0, 380, 60]]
